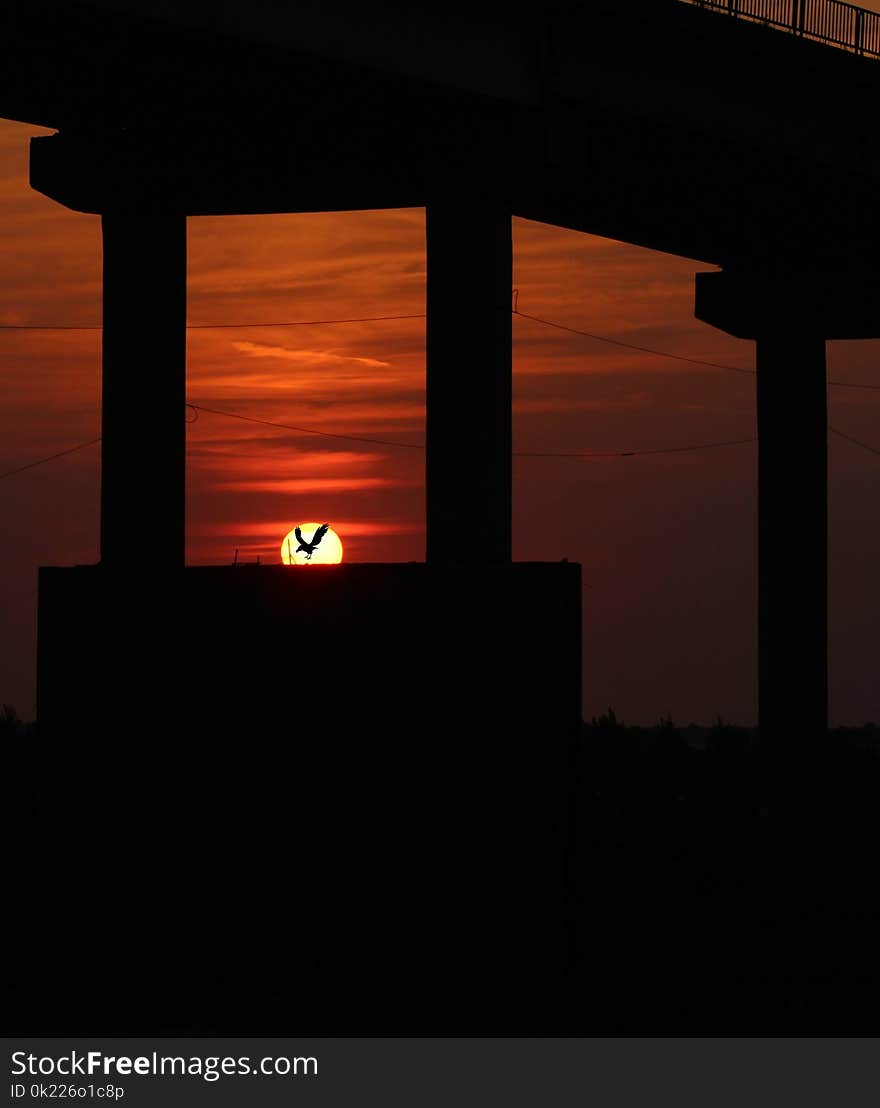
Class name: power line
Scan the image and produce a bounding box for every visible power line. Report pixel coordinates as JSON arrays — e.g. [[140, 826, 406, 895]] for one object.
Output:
[[186, 403, 425, 450], [191, 403, 760, 459], [0, 324, 100, 331], [827, 379, 880, 391], [187, 313, 427, 329], [831, 425, 880, 458], [513, 308, 757, 376], [5, 413, 878, 485], [5, 307, 877, 390], [515, 309, 880, 390], [0, 313, 427, 331], [0, 409, 758, 481], [515, 436, 757, 459], [0, 437, 100, 481]]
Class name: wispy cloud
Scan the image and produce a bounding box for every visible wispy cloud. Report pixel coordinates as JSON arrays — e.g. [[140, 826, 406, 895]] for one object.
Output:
[[188, 448, 383, 472], [231, 340, 392, 369], [192, 518, 423, 537], [217, 476, 411, 493]]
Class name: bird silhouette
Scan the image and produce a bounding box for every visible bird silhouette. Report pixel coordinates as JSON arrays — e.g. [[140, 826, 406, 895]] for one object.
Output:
[[294, 523, 330, 560]]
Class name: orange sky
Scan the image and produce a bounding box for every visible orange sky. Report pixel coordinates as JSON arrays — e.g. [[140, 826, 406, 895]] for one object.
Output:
[[1, 115, 878, 725]]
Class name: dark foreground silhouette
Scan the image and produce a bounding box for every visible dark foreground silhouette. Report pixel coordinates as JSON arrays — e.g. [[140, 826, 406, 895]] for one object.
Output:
[[6, 710, 879, 1035]]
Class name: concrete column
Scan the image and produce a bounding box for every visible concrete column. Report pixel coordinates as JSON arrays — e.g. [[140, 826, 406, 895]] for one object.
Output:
[[756, 333, 828, 744], [101, 212, 187, 567], [425, 196, 512, 563]]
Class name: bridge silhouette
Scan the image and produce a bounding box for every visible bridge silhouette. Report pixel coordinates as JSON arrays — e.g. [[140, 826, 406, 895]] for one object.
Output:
[[4, 0, 879, 1033], [683, 0, 880, 58]]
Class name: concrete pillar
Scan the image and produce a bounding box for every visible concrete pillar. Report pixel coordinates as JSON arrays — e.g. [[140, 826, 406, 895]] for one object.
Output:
[[756, 333, 828, 744], [101, 212, 187, 567], [694, 268, 851, 746], [425, 196, 512, 563]]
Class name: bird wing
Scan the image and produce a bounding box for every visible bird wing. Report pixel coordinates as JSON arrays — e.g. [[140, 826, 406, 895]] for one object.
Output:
[[311, 523, 330, 547], [294, 526, 306, 547]]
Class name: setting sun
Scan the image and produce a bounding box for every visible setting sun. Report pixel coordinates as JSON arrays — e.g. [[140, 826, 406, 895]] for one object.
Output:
[[281, 523, 344, 565]]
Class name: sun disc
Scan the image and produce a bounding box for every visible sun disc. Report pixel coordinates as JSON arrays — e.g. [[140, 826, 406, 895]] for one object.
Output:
[[281, 523, 343, 565]]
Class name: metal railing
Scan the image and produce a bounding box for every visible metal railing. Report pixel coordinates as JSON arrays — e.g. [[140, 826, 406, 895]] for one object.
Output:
[[681, 0, 880, 58]]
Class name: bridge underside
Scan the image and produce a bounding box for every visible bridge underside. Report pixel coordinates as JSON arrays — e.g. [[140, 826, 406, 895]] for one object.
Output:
[[26, 91, 880, 273], [10, 1, 880, 743], [5, 0, 879, 267]]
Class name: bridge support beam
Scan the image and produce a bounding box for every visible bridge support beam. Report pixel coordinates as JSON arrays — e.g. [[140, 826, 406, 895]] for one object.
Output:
[[696, 266, 880, 746], [101, 211, 187, 567], [695, 270, 833, 746], [425, 195, 512, 563], [755, 332, 828, 745]]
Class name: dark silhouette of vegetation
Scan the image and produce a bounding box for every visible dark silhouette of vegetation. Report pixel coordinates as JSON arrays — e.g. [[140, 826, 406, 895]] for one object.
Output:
[[589, 706, 624, 732], [580, 710, 879, 781], [5, 707, 880, 1035], [0, 703, 20, 740]]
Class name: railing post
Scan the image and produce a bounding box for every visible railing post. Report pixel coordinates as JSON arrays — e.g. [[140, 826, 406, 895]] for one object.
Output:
[[690, 0, 876, 60]]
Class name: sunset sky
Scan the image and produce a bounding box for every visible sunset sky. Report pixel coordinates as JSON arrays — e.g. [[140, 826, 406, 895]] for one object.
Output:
[[1, 104, 878, 726]]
